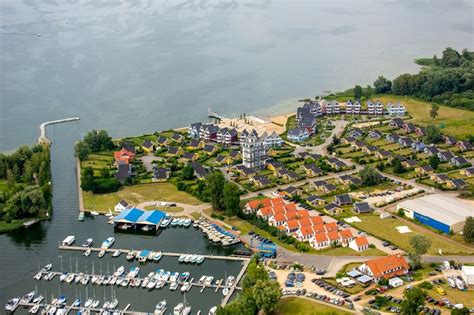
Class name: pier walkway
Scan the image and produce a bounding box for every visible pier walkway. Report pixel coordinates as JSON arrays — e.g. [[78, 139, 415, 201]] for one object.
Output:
[[15, 301, 150, 315], [59, 245, 250, 262], [221, 258, 250, 306], [38, 270, 242, 291], [38, 117, 80, 144]]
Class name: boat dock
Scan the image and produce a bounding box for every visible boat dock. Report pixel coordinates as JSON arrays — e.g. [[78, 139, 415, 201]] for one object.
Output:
[[37, 270, 242, 291], [14, 301, 150, 315], [208, 107, 225, 120], [221, 259, 250, 306], [37, 117, 80, 144], [58, 245, 250, 262]]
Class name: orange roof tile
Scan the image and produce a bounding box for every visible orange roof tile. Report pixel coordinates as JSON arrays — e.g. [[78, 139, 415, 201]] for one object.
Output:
[[114, 148, 135, 163], [273, 213, 286, 222], [284, 211, 299, 220], [297, 218, 311, 227], [273, 204, 286, 214], [310, 216, 323, 226], [313, 224, 326, 234], [296, 210, 310, 218], [339, 229, 353, 239], [286, 219, 299, 230], [365, 255, 409, 279], [284, 203, 297, 212], [355, 236, 369, 247], [325, 222, 338, 232], [327, 231, 340, 241], [300, 226, 315, 236], [314, 232, 328, 243], [247, 198, 271, 209], [258, 207, 274, 217]]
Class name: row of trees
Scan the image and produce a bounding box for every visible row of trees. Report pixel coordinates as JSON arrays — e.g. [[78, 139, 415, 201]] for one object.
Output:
[[206, 171, 242, 217], [81, 167, 121, 194], [217, 257, 281, 315], [0, 145, 52, 222], [75, 130, 115, 161], [352, 48, 473, 110]]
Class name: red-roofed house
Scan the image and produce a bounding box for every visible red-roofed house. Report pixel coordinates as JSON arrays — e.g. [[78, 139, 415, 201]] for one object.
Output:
[[358, 255, 409, 281], [310, 216, 324, 226], [327, 231, 341, 245], [257, 206, 274, 219], [324, 222, 338, 232], [339, 229, 354, 245], [349, 236, 370, 252], [312, 224, 326, 234], [114, 148, 135, 164], [296, 226, 315, 241], [244, 198, 284, 213], [270, 213, 287, 226], [312, 232, 329, 248]]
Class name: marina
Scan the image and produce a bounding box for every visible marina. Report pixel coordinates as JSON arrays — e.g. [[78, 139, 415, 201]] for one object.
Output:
[[58, 245, 248, 262]]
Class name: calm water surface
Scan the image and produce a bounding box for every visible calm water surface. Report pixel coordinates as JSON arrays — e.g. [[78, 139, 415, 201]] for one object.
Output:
[[0, 0, 473, 311]]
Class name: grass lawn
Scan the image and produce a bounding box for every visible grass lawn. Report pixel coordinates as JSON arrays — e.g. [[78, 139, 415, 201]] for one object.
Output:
[[426, 284, 474, 308], [277, 297, 352, 315], [351, 214, 474, 255], [189, 212, 201, 220], [376, 95, 474, 139], [143, 205, 184, 212], [0, 219, 27, 233], [83, 183, 202, 212]]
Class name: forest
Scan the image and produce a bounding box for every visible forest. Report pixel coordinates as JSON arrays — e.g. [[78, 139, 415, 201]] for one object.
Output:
[[0, 144, 52, 230]]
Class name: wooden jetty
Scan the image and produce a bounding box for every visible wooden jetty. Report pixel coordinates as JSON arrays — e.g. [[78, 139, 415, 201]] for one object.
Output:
[[16, 301, 149, 315], [221, 259, 250, 306], [58, 245, 250, 262], [208, 107, 225, 120]]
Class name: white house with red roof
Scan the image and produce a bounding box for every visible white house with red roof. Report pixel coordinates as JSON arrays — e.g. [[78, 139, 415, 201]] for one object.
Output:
[[358, 255, 409, 281], [349, 236, 370, 252]]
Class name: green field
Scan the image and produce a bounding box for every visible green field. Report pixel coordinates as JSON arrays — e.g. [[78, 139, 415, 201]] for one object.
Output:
[[376, 95, 474, 139], [351, 214, 474, 255], [277, 297, 352, 315], [83, 182, 202, 212]]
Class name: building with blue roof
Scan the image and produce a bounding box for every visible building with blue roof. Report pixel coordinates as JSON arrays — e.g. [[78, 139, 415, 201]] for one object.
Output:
[[114, 208, 166, 231]]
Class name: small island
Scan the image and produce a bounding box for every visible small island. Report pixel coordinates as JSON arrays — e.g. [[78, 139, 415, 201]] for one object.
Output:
[[0, 144, 52, 232]]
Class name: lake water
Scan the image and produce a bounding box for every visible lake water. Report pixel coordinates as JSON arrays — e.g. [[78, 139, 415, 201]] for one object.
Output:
[[0, 0, 472, 311]]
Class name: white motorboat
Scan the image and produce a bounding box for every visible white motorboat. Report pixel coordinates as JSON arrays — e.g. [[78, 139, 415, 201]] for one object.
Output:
[[147, 278, 157, 290], [120, 278, 130, 287], [62, 235, 75, 246], [41, 263, 53, 272], [190, 255, 198, 264], [155, 300, 167, 315], [177, 218, 185, 226], [126, 251, 136, 260], [81, 275, 90, 285], [34, 271, 43, 280], [109, 277, 117, 285], [197, 276, 206, 284], [153, 251, 162, 262], [65, 273, 75, 283], [170, 281, 179, 291], [57, 295, 66, 304], [127, 266, 139, 278], [182, 305, 192, 315], [170, 218, 179, 227], [141, 277, 149, 288], [225, 276, 235, 287], [20, 291, 35, 304], [72, 298, 81, 307], [179, 272, 190, 282], [196, 256, 205, 264], [178, 254, 186, 263], [29, 304, 40, 314], [98, 250, 106, 258], [156, 279, 165, 289], [204, 276, 214, 286], [184, 255, 192, 263], [222, 287, 229, 296], [209, 306, 217, 315], [84, 299, 93, 308], [160, 217, 171, 228], [75, 273, 84, 283], [92, 300, 100, 308], [82, 238, 93, 247], [108, 299, 118, 309], [103, 301, 110, 309], [170, 272, 179, 282], [173, 303, 184, 315], [33, 295, 44, 304], [84, 249, 91, 257], [181, 282, 191, 292], [91, 275, 99, 284], [101, 237, 115, 249], [162, 271, 171, 281], [114, 266, 125, 277], [47, 306, 57, 315], [112, 250, 121, 258]]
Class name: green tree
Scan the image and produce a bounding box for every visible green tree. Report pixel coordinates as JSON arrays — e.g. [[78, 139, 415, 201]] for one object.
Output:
[[359, 165, 381, 186], [83, 129, 115, 152], [252, 279, 281, 314], [205, 171, 225, 211], [365, 85, 373, 99], [374, 76, 392, 93], [100, 167, 110, 178], [354, 85, 362, 100], [393, 159, 405, 174], [392, 73, 413, 95], [223, 182, 240, 216], [409, 234, 432, 268], [74, 141, 90, 161], [401, 287, 427, 315], [424, 124, 443, 143], [430, 103, 440, 119], [451, 308, 470, 315], [180, 165, 195, 180], [440, 47, 462, 67], [242, 258, 269, 290], [463, 217, 474, 243], [429, 155, 440, 170]]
